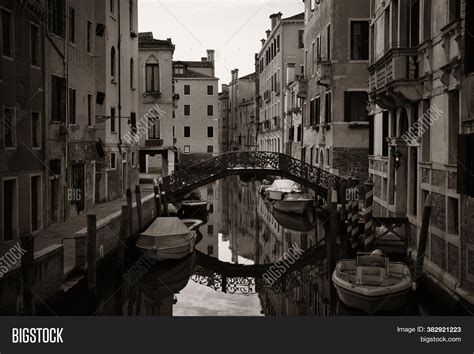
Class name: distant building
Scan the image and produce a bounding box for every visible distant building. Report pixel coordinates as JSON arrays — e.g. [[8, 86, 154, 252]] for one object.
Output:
[[301, 0, 370, 179], [137, 32, 177, 176], [218, 84, 230, 153], [228, 69, 257, 151], [173, 51, 219, 166], [256, 12, 305, 153], [368, 0, 474, 304]]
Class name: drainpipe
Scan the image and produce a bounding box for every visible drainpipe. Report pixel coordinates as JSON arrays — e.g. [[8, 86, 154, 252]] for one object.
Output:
[[118, 0, 123, 151]]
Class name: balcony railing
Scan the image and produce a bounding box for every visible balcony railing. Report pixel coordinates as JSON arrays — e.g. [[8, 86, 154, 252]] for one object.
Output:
[[145, 139, 164, 147]]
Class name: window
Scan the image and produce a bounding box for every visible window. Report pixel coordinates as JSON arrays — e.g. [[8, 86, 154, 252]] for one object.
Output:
[[31, 24, 40, 66], [207, 245, 214, 255], [277, 35, 280, 52], [297, 125, 302, 142], [184, 85, 190, 95], [207, 85, 214, 95], [2, 9, 13, 58], [30, 176, 41, 232], [32, 112, 41, 148], [3, 107, 16, 148], [86, 20, 92, 53], [145, 63, 160, 92], [184, 105, 191, 116], [382, 111, 389, 157], [447, 197, 459, 234], [110, 153, 116, 170], [421, 100, 431, 162], [184, 145, 190, 153], [207, 126, 214, 138], [3, 179, 17, 241], [148, 116, 160, 139], [87, 94, 93, 126], [298, 30, 304, 48], [207, 105, 214, 116], [449, 90, 459, 164], [68, 7, 75, 43], [310, 97, 321, 125], [49, 0, 65, 37], [68, 88, 76, 124], [466, 0, 474, 74], [207, 145, 214, 153], [130, 112, 137, 131], [344, 91, 368, 122], [110, 0, 114, 13], [51, 75, 66, 122], [184, 126, 190, 137], [110, 107, 116, 133], [129, 0, 134, 32], [207, 224, 214, 235], [324, 91, 332, 123], [449, 0, 461, 20], [368, 115, 374, 155], [131, 152, 136, 167], [350, 21, 369, 60], [111, 46, 116, 79], [130, 58, 134, 89], [326, 24, 331, 61]]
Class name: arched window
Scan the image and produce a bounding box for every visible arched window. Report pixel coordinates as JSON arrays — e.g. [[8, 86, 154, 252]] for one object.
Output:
[[111, 47, 116, 79], [130, 58, 134, 88], [320, 150, 324, 168]]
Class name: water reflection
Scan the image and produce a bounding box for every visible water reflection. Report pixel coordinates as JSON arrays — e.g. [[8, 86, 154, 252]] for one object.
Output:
[[65, 176, 430, 316]]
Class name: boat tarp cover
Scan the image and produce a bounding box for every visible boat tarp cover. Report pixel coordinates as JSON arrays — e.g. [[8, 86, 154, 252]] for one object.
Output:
[[267, 179, 301, 193], [141, 217, 190, 238]]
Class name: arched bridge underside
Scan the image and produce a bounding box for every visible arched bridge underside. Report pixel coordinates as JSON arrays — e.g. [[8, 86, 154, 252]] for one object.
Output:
[[162, 151, 348, 201], [192, 244, 326, 295]]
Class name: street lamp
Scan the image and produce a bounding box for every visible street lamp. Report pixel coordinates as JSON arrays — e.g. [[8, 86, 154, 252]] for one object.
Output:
[[392, 148, 402, 170]]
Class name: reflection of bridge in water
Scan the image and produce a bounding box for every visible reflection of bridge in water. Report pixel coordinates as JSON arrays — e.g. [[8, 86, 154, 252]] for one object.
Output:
[[192, 244, 327, 295]]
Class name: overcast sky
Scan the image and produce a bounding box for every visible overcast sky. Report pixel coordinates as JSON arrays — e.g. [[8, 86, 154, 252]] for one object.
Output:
[[138, 0, 304, 86]]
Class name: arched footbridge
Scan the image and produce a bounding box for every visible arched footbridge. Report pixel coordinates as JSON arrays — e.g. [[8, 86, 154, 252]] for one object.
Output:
[[161, 151, 349, 201]]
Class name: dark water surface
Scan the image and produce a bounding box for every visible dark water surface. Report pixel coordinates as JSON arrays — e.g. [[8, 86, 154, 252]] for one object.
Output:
[[49, 176, 446, 316]]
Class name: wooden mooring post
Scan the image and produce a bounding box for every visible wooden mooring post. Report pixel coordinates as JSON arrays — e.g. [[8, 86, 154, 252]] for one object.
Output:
[[126, 188, 134, 239], [414, 194, 433, 287], [20, 234, 35, 315], [87, 213, 97, 314], [135, 185, 144, 233], [363, 180, 374, 251], [160, 184, 170, 216], [153, 179, 162, 217]]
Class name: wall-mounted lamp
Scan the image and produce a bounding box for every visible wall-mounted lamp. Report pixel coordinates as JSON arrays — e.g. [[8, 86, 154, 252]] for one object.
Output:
[[392, 148, 402, 169]]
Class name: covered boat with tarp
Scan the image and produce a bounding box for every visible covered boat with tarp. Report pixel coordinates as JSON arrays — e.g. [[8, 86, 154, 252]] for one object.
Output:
[[136, 217, 202, 261]]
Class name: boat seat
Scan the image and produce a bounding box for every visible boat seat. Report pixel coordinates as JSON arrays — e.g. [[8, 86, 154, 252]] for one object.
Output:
[[356, 266, 386, 286]]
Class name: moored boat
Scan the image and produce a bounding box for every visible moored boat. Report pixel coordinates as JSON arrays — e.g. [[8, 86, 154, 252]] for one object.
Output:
[[136, 217, 203, 261], [332, 250, 412, 314], [265, 179, 313, 214], [177, 200, 209, 221], [265, 179, 302, 200]]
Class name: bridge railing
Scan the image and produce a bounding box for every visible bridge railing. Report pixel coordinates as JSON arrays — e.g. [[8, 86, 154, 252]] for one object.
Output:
[[162, 151, 347, 198]]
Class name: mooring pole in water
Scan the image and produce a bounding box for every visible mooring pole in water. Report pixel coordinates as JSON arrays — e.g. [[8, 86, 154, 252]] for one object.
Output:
[[153, 179, 162, 217], [20, 233, 35, 315], [328, 189, 339, 315], [126, 188, 134, 239], [160, 184, 169, 216], [114, 205, 129, 316], [135, 185, 143, 233], [87, 213, 97, 314], [414, 194, 433, 287]]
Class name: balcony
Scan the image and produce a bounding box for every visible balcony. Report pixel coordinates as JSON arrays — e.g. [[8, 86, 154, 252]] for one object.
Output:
[[368, 46, 423, 109], [263, 90, 271, 103], [296, 78, 308, 99], [143, 91, 162, 98], [316, 60, 332, 86], [145, 139, 164, 147]]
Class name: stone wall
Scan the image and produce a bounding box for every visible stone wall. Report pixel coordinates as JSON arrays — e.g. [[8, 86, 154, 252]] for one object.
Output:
[[332, 147, 369, 180]]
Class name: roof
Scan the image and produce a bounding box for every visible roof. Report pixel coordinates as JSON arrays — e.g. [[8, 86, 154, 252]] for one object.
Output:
[[174, 60, 214, 69], [139, 32, 175, 51], [173, 60, 216, 79], [239, 72, 257, 80], [283, 12, 305, 21]]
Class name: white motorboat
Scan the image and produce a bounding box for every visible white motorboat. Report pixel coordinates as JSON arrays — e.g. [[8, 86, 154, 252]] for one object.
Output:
[[136, 217, 202, 261], [266, 179, 302, 200], [332, 250, 412, 314], [265, 179, 313, 214]]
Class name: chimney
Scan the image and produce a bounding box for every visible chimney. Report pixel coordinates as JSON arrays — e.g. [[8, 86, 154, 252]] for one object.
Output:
[[234, 69, 239, 81], [266, 30, 271, 38], [286, 63, 296, 85], [261, 39, 266, 47], [201, 57, 207, 62], [207, 49, 215, 62], [270, 12, 282, 30]]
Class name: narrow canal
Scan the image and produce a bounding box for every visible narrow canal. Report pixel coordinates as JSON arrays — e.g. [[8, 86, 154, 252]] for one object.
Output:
[[47, 176, 448, 316]]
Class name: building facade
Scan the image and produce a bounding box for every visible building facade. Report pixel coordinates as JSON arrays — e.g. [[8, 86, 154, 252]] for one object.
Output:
[[228, 70, 257, 151], [173, 51, 219, 166], [301, 0, 370, 179], [137, 32, 176, 176], [368, 0, 474, 304], [218, 84, 230, 153], [0, 0, 46, 244], [257, 12, 305, 153]]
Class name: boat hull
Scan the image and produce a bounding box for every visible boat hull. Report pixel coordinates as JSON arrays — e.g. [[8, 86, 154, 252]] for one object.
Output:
[[333, 282, 411, 314], [272, 199, 313, 214], [139, 234, 197, 262]]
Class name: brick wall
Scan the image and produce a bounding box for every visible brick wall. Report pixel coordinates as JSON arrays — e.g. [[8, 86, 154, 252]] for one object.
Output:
[[332, 147, 369, 180], [431, 192, 446, 230]]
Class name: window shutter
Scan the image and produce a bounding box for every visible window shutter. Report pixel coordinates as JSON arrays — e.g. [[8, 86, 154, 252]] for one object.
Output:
[[59, 78, 67, 122], [344, 92, 351, 122]]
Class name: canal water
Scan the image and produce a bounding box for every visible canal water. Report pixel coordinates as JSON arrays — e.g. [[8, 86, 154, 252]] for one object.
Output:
[[48, 176, 447, 316]]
